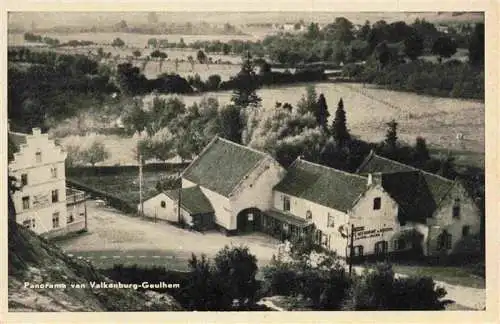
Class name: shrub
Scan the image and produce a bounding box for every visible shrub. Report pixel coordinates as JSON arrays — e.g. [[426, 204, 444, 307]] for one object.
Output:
[[342, 263, 447, 310]]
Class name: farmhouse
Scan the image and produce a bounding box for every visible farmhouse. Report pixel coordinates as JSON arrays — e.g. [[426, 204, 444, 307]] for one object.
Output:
[[150, 136, 481, 258], [8, 127, 88, 238]]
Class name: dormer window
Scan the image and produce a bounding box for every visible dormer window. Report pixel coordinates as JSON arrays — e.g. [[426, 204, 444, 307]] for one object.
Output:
[[373, 197, 381, 210], [35, 150, 42, 163], [306, 210, 312, 221]]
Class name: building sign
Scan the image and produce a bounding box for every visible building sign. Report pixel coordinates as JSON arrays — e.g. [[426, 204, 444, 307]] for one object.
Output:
[[32, 193, 50, 208], [355, 226, 394, 240]]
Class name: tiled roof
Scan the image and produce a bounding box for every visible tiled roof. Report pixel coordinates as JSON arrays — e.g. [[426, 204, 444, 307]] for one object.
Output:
[[181, 137, 269, 197], [356, 151, 456, 222], [274, 158, 368, 212], [164, 186, 214, 215], [265, 208, 312, 228]]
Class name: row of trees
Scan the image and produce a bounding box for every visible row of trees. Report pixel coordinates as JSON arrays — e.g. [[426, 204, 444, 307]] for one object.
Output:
[[105, 239, 449, 311]]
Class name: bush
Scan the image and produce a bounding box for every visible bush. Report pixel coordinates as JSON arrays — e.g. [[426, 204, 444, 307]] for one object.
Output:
[[342, 263, 447, 310]]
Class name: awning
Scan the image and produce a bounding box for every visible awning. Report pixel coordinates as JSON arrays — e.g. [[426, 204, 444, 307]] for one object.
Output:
[[264, 209, 313, 228]]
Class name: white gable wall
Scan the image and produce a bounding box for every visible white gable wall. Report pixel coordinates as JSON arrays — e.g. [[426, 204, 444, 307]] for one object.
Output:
[[141, 192, 179, 222], [349, 185, 401, 255], [9, 130, 68, 235], [427, 182, 482, 255], [230, 158, 287, 229]]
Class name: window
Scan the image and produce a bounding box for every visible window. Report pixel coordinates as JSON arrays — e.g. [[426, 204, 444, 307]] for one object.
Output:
[[21, 173, 28, 186], [462, 225, 470, 237], [283, 196, 291, 212], [51, 190, 59, 203], [52, 212, 60, 228], [160, 200, 166, 208], [51, 166, 57, 178], [22, 196, 30, 210], [327, 213, 335, 228], [22, 219, 31, 228], [248, 213, 254, 221], [394, 238, 406, 250], [67, 213, 74, 223], [35, 150, 42, 163], [306, 210, 312, 221], [452, 198, 461, 219], [353, 245, 364, 257], [374, 241, 388, 255], [437, 230, 452, 250], [373, 197, 381, 210]]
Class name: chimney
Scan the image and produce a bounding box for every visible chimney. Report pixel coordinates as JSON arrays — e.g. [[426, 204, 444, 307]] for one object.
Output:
[[367, 173, 382, 186], [32, 128, 41, 136]]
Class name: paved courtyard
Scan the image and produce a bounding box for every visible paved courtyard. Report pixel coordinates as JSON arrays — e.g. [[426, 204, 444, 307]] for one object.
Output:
[[57, 200, 281, 271]]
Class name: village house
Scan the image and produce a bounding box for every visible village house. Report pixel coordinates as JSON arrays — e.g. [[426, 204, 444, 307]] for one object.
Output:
[[141, 136, 481, 258], [8, 127, 88, 238]]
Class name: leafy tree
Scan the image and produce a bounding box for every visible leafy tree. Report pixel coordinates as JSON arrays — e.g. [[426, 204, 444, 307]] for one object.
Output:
[[468, 23, 484, 66], [315, 93, 330, 130], [197, 50, 207, 64], [324, 17, 355, 44], [342, 263, 447, 310], [148, 38, 158, 48], [222, 43, 231, 55], [212, 245, 259, 309], [112, 37, 125, 48], [384, 119, 398, 152], [138, 128, 177, 161], [413, 136, 430, 164], [231, 52, 262, 108], [404, 31, 424, 60], [438, 153, 457, 179], [374, 41, 392, 68], [184, 254, 218, 310], [132, 50, 141, 58], [218, 104, 243, 143], [150, 50, 167, 59], [306, 23, 321, 40], [358, 20, 372, 41], [80, 140, 109, 166], [432, 36, 457, 60], [331, 98, 350, 147], [122, 99, 148, 135], [205, 74, 221, 90], [296, 85, 318, 115]]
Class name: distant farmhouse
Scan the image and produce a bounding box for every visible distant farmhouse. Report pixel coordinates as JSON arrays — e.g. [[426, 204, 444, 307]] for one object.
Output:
[[8, 127, 88, 239], [142, 137, 481, 258]]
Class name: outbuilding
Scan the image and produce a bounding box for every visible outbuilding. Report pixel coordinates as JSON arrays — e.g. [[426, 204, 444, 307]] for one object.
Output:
[[140, 186, 215, 231]]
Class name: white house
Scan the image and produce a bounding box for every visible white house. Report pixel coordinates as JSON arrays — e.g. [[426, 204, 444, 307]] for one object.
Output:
[[180, 136, 286, 235], [154, 136, 481, 258], [8, 127, 88, 238]]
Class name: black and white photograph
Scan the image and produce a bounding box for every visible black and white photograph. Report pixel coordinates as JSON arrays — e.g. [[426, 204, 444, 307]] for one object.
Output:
[[3, 4, 496, 321]]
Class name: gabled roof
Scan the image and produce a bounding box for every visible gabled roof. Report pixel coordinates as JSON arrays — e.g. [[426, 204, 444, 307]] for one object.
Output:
[[164, 186, 214, 215], [181, 136, 270, 197], [356, 151, 456, 221], [274, 158, 368, 213], [8, 132, 27, 147]]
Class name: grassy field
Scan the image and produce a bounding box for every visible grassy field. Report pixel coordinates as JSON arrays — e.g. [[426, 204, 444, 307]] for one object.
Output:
[[69, 171, 175, 204]]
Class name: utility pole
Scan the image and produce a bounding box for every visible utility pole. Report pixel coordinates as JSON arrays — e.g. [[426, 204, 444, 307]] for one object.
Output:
[[348, 223, 355, 277], [177, 168, 182, 225], [139, 154, 143, 217]]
